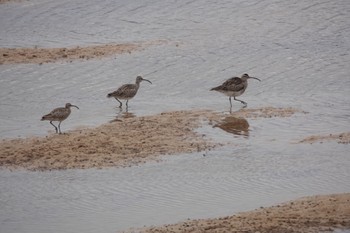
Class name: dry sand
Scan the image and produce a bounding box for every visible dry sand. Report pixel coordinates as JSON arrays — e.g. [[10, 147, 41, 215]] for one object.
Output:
[[0, 107, 302, 171], [299, 132, 350, 144], [0, 40, 167, 65], [129, 193, 350, 233]]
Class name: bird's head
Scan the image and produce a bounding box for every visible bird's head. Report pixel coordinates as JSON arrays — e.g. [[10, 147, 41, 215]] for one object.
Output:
[[136, 75, 152, 84], [241, 73, 261, 81], [65, 103, 79, 109]]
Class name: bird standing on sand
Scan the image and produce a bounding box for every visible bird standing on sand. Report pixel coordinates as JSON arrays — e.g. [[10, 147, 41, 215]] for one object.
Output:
[[41, 103, 79, 134], [107, 75, 152, 108], [211, 73, 261, 108]]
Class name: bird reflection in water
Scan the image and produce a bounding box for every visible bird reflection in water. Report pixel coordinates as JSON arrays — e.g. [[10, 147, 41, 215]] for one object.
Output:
[[213, 116, 249, 137], [109, 107, 136, 123]]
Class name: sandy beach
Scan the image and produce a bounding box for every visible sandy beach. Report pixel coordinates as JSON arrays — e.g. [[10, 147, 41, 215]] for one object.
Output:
[[130, 193, 350, 233]]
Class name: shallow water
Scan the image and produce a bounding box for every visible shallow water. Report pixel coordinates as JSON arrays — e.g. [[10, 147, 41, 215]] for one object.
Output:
[[1, 0, 349, 138], [1, 0, 350, 232], [1, 142, 349, 233]]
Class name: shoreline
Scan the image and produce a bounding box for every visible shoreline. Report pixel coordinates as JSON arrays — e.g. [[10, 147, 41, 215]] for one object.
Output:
[[128, 193, 350, 233]]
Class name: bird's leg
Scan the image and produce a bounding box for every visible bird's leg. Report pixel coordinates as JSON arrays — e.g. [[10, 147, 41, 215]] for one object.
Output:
[[58, 121, 62, 134], [115, 98, 122, 108], [229, 97, 232, 108], [234, 97, 247, 106], [126, 100, 129, 109], [50, 121, 58, 133]]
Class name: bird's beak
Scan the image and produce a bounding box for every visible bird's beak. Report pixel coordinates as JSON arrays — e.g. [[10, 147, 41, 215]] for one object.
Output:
[[249, 77, 261, 81], [142, 78, 152, 84], [71, 105, 79, 109]]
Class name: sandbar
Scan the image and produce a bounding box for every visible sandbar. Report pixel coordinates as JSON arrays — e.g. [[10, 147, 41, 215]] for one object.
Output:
[[0, 107, 302, 171], [130, 193, 350, 233]]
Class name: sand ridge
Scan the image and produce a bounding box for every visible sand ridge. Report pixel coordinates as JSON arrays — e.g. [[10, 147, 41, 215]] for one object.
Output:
[[0, 0, 24, 3], [0, 110, 217, 170], [0, 40, 168, 65], [0, 107, 303, 171], [130, 193, 350, 233], [298, 132, 350, 144]]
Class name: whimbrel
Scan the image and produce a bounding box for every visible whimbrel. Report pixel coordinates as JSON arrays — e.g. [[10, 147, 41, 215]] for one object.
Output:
[[107, 75, 152, 108], [41, 103, 79, 134], [211, 73, 261, 108]]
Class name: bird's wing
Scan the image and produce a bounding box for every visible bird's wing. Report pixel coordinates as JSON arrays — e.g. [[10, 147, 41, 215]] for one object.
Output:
[[113, 84, 137, 95], [222, 77, 245, 92], [48, 107, 69, 118], [222, 77, 242, 86]]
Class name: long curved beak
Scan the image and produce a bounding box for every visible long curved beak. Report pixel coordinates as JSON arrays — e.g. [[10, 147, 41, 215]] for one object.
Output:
[[249, 77, 261, 81], [142, 78, 152, 84], [71, 105, 79, 109]]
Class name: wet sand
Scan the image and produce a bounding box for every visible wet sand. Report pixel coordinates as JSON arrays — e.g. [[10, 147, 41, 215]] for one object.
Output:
[[131, 193, 350, 233], [0, 107, 302, 171], [0, 41, 166, 65], [0, 0, 22, 3], [299, 132, 350, 144]]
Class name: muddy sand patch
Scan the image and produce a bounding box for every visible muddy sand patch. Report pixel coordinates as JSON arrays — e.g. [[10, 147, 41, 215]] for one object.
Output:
[[0, 0, 24, 3], [130, 193, 350, 233], [0, 40, 167, 65], [0, 107, 303, 171], [298, 132, 350, 144], [0, 0, 24, 4]]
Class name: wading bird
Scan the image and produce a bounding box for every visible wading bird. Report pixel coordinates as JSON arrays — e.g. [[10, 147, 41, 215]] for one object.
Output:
[[107, 75, 152, 108], [211, 73, 261, 108], [41, 103, 79, 134]]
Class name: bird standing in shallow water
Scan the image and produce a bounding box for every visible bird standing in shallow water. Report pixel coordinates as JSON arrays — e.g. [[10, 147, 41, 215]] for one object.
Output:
[[41, 103, 79, 134], [107, 75, 152, 109], [211, 73, 261, 108]]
